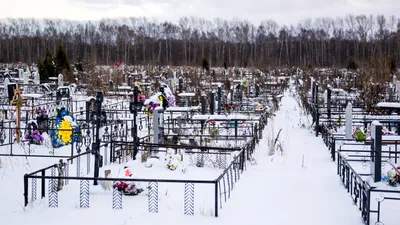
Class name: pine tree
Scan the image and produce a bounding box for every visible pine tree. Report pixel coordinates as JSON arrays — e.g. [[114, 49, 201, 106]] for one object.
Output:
[[54, 42, 73, 82], [347, 58, 358, 71], [38, 49, 55, 82], [202, 57, 210, 71]]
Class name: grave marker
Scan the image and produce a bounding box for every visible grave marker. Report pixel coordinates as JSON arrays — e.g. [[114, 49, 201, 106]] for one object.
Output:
[[179, 77, 183, 93], [370, 121, 382, 182], [18, 68, 23, 79], [327, 86, 331, 123], [201, 94, 206, 114], [23, 71, 29, 84], [34, 71, 40, 84], [9, 84, 27, 143], [3, 78, 9, 98], [345, 103, 353, 139], [58, 74, 64, 87], [210, 92, 215, 115]]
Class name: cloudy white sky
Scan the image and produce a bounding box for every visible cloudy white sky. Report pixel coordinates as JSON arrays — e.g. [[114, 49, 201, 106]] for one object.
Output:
[[0, 0, 399, 25]]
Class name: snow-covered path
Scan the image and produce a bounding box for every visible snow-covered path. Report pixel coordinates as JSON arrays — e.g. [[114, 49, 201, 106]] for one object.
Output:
[[217, 88, 363, 225]]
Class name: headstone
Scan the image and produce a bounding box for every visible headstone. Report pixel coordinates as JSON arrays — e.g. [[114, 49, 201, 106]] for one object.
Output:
[[179, 77, 183, 93], [210, 92, 215, 115], [152, 108, 163, 157], [396, 81, 400, 101], [58, 74, 64, 87], [34, 71, 40, 84], [23, 72, 29, 84], [109, 69, 113, 80], [201, 94, 206, 114], [18, 69, 23, 79], [311, 78, 315, 101], [86, 98, 96, 123], [353, 74, 357, 88], [393, 75, 397, 99], [230, 88, 234, 104], [7, 84, 16, 102], [255, 84, 260, 97], [370, 121, 382, 182], [345, 103, 353, 139], [327, 87, 332, 122], [37, 112, 49, 134], [388, 85, 393, 101], [3, 78, 9, 98]]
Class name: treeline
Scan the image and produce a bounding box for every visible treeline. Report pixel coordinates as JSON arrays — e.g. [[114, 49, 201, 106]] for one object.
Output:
[[0, 15, 400, 68]]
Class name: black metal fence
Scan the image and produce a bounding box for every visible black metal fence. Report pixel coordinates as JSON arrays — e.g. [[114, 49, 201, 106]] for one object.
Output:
[[23, 146, 248, 217], [337, 152, 400, 225]]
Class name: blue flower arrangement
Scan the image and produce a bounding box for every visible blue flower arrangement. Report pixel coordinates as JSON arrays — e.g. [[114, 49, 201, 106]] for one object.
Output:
[[50, 107, 82, 148]]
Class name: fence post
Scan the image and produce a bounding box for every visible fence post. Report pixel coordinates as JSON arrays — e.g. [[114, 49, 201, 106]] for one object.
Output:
[[214, 181, 218, 217], [327, 86, 331, 125], [41, 170, 45, 198], [331, 138, 336, 161], [24, 174, 28, 206]]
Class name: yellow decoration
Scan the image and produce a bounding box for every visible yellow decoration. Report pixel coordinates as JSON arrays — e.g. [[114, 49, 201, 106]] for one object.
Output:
[[59, 120, 73, 143], [159, 95, 163, 101]]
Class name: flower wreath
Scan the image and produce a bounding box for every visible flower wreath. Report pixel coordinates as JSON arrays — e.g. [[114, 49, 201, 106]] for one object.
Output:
[[50, 107, 82, 148]]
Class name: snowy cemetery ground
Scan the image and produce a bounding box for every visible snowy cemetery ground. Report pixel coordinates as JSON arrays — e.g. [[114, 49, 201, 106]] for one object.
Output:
[[2, 119, 266, 220], [0, 68, 285, 225]]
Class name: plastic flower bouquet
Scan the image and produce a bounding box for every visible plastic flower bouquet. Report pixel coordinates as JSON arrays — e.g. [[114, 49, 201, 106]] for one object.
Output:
[[50, 107, 82, 148], [25, 129, 44, 145]]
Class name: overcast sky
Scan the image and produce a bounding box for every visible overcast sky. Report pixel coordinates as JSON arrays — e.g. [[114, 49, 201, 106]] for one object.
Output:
[[1, 0, 399, 26]]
